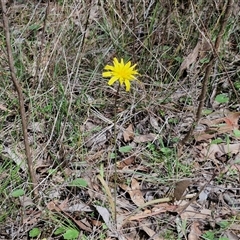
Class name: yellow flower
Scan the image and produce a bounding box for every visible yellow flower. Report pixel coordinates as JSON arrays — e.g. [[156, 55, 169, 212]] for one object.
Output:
[[102, 58, 139, 91]]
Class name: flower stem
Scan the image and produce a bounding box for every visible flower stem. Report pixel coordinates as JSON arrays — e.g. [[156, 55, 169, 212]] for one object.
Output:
[[113, 83, 120, 225]]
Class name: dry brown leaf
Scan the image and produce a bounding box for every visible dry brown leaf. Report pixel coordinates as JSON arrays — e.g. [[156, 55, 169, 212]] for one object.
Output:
[[199, 38, 212, 59], [67, 203, 92, 212], [200, 143, 240, 160], [225, 231, 239, 240], [123, 124, 134, 142], [129, 178, 145, 207], [134, 133, 157, 143], [94, 205, 112, 229], [74, 218, 92, 233], [178, 202, 211, 221], [19, 196, 35, 208], [141, 226, 164, 240], [85, 150, 105, 162], [47, 199, 68, 212], [47, 199, 92, 232], [90, 219, 102, 227], [129, 203, 175, 221], [195, 112, 240, 141], [150, 116, 160, 132], [129, 209, 157, 221], [194, 131, 216, 141], [188, 221, 202, 240], [117, 156, 135, 169], [227, 223, 240, 231], [0, 103, 9, 112], [179, 41, 201, 76], [223, 112, 240, 130], [174, 180, 191, 200], [119, 179, 145, 207]]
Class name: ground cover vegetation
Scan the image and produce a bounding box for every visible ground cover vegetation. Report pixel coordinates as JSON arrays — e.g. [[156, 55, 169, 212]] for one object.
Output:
[[0, 0, 240, 239]]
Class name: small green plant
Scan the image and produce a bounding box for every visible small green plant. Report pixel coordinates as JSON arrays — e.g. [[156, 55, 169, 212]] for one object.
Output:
[[211, 138, 224, 144], [54, 227, 79, 240], [234, 80, 240, 90], [11, 189, 24, 197], [233, 129, 240, 138], [69, 178, 88, 188], [119, 145, 133, 153], [202, 219, 233, 240], [202, 230, 215, 240], [202, 109, 213, 115], [29, 227, 41, 238], [63, 229, 79, 240], [215, 94, 229, 104], [161, 229, 176, 239], [202, 230, 229, 240]]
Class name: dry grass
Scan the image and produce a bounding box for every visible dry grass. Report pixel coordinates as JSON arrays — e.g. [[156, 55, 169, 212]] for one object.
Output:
[[0, 0, 240, 239]]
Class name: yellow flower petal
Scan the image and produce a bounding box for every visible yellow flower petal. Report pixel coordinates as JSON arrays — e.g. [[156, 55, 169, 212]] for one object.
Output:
[[108, 76, 119, 86], [119, 78, 124, 85], [102, 72, 112, 77], [102, 58, 139, 92], [125, 80, 130, 91], [113, 58, 119, 66], [125, 61, 131, 69], [104, 65, 114, 70], [130, 64, 137, 70]]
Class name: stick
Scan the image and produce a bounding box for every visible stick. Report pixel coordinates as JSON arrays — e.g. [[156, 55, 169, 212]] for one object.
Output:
[[0, 1, 38, 196]]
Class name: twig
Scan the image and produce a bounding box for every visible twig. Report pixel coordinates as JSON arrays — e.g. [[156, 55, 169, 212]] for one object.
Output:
[[179, 0, 234, 147], [113, 83, 120, 225], [0, 1, 38, 196]]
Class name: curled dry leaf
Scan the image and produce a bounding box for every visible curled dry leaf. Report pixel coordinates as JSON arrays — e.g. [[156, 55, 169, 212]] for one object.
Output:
[[150, 116, 161, 132], [123, 124, 134, 142], [130, 178, 145, 207], [94, 205, 112, 230], [119, 178, 145, 207], [174, 180, 191, 200], [117, 156, 135, 169], [188, 221, 202, 240], [179, 41, 201, 76]]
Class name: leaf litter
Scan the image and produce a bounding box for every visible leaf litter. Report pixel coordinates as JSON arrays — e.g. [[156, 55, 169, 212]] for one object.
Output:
[[1, 1, 240, 240]]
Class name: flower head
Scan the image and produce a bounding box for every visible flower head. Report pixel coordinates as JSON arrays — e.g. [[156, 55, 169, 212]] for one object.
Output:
[[102, 58, 139, 91]]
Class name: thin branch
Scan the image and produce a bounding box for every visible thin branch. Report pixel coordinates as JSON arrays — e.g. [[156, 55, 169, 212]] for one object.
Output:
[[0, 0, 38, 196]]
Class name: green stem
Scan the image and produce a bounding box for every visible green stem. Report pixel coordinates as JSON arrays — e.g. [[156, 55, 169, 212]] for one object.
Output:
[[113, 83, 120, 225]]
